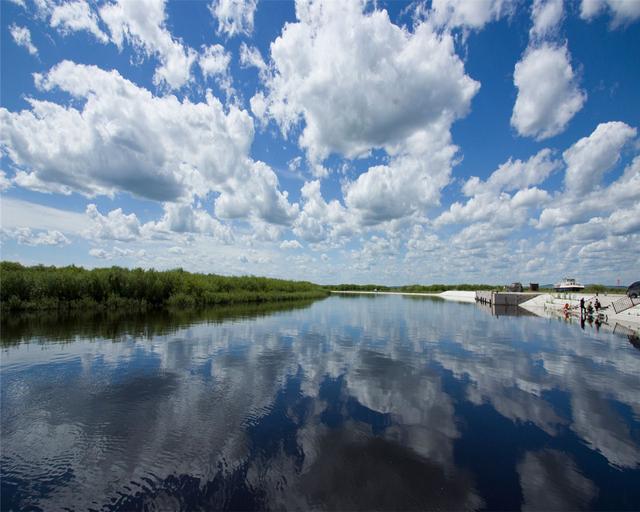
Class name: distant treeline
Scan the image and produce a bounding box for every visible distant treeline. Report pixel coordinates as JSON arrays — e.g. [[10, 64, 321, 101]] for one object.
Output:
[[326, 283, 498, 292], [0, 262, 329, 312], [327, 283, 626, 294]]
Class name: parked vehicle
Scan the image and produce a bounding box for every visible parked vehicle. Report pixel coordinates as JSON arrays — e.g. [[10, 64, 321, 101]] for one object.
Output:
[[627, 281, 640, 298], [506, 282, 523, 292]]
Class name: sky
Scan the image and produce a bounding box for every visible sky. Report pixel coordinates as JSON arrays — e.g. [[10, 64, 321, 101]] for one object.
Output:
[[1, 0, 639, 286]]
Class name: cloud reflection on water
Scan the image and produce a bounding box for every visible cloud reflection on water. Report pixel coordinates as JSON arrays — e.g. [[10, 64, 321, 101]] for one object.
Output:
[[1, 295, 639, 510]]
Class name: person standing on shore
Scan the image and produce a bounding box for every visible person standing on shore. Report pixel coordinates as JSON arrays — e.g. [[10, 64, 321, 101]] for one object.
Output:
[[580, 297, 585, 315]]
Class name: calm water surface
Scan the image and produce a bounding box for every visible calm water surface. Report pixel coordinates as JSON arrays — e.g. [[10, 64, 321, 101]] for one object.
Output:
[[2, 295, 639, 511]]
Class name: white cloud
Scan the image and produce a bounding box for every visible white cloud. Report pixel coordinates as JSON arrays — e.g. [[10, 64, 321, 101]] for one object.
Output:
[[280, 239, 302, 250], [85, 204, 141, 241], [239, 42, 267, 74], [580, 0, 640, 27], [537, 139, 639, 230], [50, 0, 109, 43], [436, 187, 550, 229], [9, 24, 38, 56], [530, 0, 564, 40], [89, 248, 109, 259], [89, 246, 146, 260], [462, 148, 560, 196], [511, 44, 586, 140], [258, 0, 479, 163], [214, 160, 299, 226], [1, 61, 297, 230], [563, 121, 637, 195], [209, 0, 258, 38], [436, 150, 559, 230], [0, 171, 11, 191], [144, 203, 233, 242], [5, 227, 70, 246], [343, 129, 457, 225], [429, 0, 511, 30], [292, 180, 352, 243], [99, 0, 196, 89], [199, 44, 231, 79]]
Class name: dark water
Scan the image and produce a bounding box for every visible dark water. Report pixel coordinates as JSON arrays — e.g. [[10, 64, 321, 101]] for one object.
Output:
[[2, 295, 639, 511]]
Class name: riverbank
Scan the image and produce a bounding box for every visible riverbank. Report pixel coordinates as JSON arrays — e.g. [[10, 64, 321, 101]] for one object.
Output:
[[330, 290, 477, 302], [0, 262, 329, 312]]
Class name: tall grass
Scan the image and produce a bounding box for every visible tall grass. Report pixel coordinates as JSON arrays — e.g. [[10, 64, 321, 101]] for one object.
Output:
[[0, 262, 329, 312]]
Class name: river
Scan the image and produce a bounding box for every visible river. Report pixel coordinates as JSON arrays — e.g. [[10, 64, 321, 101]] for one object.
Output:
[[1, 295, 639, 510]]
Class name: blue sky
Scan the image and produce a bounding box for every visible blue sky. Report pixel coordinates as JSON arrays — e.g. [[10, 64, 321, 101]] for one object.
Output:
[[1, 0, 639, 285]]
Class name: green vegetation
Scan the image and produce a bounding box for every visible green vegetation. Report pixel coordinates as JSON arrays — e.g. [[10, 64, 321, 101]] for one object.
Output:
[[0, 262, 329, 312]]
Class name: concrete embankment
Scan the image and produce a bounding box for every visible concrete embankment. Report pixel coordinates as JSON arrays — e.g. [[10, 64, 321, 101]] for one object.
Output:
[[475, 291, 541, 306], [519, 292, 640, 326]]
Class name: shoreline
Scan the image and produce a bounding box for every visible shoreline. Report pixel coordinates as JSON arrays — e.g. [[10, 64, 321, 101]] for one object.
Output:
[[331, 289, 640, 329], [330, 290, 476, 302]]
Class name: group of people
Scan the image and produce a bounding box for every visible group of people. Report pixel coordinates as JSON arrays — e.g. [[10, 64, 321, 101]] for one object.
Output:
[[579, 297, 602, 315], [562, 296, 605, 330]]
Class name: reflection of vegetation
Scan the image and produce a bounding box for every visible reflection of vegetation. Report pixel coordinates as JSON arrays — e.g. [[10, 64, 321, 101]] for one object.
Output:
[[1, 299, 319, 346], [1, 262, 329, 312]]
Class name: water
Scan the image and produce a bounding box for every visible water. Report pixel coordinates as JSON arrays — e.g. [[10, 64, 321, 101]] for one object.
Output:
[[1, 295, 639, 511]]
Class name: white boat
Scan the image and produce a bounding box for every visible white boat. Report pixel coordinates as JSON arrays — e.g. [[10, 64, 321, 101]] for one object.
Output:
[[554, 278, 585, 292]]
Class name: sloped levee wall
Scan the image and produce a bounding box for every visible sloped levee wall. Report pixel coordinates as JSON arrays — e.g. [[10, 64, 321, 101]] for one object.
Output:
[[475, 291, 540, 306]]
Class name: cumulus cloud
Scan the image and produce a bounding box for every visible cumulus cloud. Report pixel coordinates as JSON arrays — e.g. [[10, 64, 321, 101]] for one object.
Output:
[[429, 0, 511, 30], [529, 0, 564, 40], [198, 44, 231, 79], [144, 203, 234, 242], [86, 204, 141, 241], [343, 129, 457, 225], [9, 24, 38, 55], [462, 148, 560, 196], [4, 227, 70, 246], [257, 0, 479, 163], [1, 61, 296, 229], [292, 180, 352, 243], [50, 0, 109, 42], [537, 133, 639, 230], [280, 239, 302, 250], [249, 0, 480, 227], [563, 121, 637, 195], [436, 150, 559, 231], [511, 44, 586, 140], [99, 0, 197, 89], [209, 0, 257, 38], [214, 160, 299, 225], [580, 0, 640, 27]]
